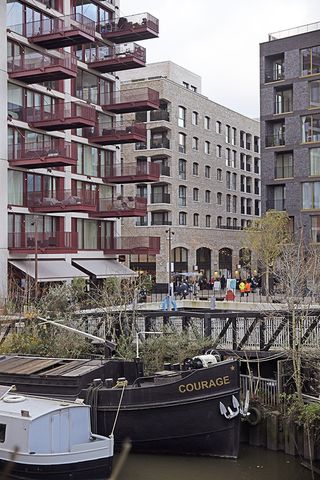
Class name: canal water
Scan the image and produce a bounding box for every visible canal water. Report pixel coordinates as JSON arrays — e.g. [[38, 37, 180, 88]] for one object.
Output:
[[116, 446, 313, 480]]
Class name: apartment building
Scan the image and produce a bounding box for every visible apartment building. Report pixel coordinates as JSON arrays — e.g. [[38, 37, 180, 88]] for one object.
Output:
[[260, 21, 320, 241], [4, 0, 161, 299], [119, 62, 261, 290]]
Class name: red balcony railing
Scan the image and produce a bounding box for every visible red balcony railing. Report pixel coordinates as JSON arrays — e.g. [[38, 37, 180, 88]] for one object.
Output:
[[8, 231, 78, 253], [98, 13, 159, 43], [92, 196, 147, 218], [101, 87, 159, 114], [88, 42, 146, 73], [104, 162, 160, 183], [83, 120, 147, 145], [102, 236, 160, 254], [27, 190, 96, 213], [25, 14, 95, 49], [8, 52, 77, 84], [24, 102, 96, 131], [8, 140, 76, 169]]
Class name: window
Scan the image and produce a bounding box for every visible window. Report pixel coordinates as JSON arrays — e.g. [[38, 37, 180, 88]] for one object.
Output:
[[226, 217, 232, 227], [275, 152, 293, 178], [205, 165, 211, 178], [179, 186, 187, 206], [225, 125, 231, 144], [303, 182, 320, 209], [217, 192, 222, 205], [232, 173, 237, 190], [301, 46, 320, 76], [204, 116, 210, 130], [311, 216, 320, 242], [254, 158, 260, 174], [217, 168, 222, 181], [226, 194, 231, 212], [192, 137, 199, 150], [217, 216, 222, 227], [311, 148, 320, 175], [226, 171, 231, 189], [193, 188, 199, 201], [233, 218, 238, 228], [137, 184, 147, 198], [179, 159, 187, 180], [192, 162, 199, 175], [232, 127, 237, 146], [179, 212, 187, 225], [302, 114, 320, 143], [8, 170, 23, 206], [216, 145, 222, 157], [233, 195, 237, 213], [192, 111, 198, 125], [310, 80, 320, 108], [240, 153, 245, 170], [136, 216, 148, 226], [205, 141, 210, 154], [216, 121, 222, 134], [0, 424, 6, 443], [205, 190, 211, 203], [178, 106, 186, 127], [232, 150, 237, 168], [193, 213, 199, 226], [225, 148, 231, 166], [275, 88, 293, 114], [178, 133, 186, 153], [206, 215, 211, 227]]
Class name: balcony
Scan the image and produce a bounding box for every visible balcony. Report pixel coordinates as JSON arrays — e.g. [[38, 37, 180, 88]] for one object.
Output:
[[99, 13, 159, 44], [265, 67, 285, 83], [150, 110, 170, 122], [101, 88, 159, 114], [8, 140, 76, 169], [102, 236, 160, 254], [266, 199, 286, 211], [24, 102, 96, 131], [88, 43, 146, 73], [25, 14, 95, 49], [150, 138, 170, 149], [104, 162, 160, 183], [84, 120, 146, 145], [151, 192, 171, 204], [92, 196, 147, 218], [26, 190, 96, 213], [8, 232, 78, 254], [7, 52, 77, 84], [265, 134, 286, 147]]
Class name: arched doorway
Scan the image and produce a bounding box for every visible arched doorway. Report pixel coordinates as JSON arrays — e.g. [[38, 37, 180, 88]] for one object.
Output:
[[219, 248, 233, 278], [173, 247, 188, 273], [196, 247, 211, 282]]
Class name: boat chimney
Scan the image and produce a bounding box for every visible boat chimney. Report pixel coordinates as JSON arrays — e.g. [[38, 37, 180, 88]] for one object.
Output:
[[105, 378, 114, 388], [93, 378, 102, 387]]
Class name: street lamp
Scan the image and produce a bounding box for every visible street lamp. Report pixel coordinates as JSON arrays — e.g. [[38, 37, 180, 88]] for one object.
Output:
[[165, 228, 174, 298]]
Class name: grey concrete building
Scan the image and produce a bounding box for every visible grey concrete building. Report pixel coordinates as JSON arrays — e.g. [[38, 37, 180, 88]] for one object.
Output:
[[119, 62, 261, 290], [260, 22, 320, 241]]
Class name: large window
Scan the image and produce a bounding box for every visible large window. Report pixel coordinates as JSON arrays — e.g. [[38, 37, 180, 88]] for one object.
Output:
[[193, 213, 199, 226], [310, 148, 320, 176], [216, 121, 222, 134], [310, 80, 320, 108], [205, 141, 210, 154], [178, 106, 186, 128], [225, 125, 231, 144], [217, 192, 222, 205], [205, 215, 211, 228], [178, 133, 186, 153], [192, 162, 199, 175], [217, 169, 222, 181], [216, 145, 222, 157], [192, 111, 198, 125], [192, 137, 199, 151], [178, 159, 186, 180], [275, 152, 293, 178], [226, 194, 231, 213], [301, 46, 320, 76], [205, 165, 211, 178], [311, 216, 320, 242], [75, 0, 112, 24], [8, 170, 23, 206], [204, 116, 210, 130], [302, 114, 320, 143], [205, 190, 211, 203], [193, 188, 199, 202], [179, 212, 187, 225], [226, 171, 231, 190], [75, 69, 112, 105], [302, 182, 320, 209], [178, 186, 187, 206]]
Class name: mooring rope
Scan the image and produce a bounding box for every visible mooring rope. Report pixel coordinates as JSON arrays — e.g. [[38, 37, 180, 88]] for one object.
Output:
[[110, 380, 128, 436]]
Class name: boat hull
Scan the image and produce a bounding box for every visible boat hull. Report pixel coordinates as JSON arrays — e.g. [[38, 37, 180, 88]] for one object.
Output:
[[86, 360, 240, 457], [0, 456, 112, 480]]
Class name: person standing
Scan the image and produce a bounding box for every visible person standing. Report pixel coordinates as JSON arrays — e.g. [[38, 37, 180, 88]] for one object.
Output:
[[245, 280, 251, 297], [239, 280, 246, 298], [220, 275, 227, 291]]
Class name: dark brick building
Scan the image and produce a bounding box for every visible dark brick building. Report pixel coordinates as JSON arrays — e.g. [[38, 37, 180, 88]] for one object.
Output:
[[260, 22, 320, 242]]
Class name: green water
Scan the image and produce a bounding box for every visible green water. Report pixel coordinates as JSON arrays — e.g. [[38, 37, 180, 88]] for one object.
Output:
[[116, 446, 314, 480]]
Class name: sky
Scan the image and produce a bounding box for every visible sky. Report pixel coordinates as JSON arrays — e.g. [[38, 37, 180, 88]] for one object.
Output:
[[119, 0, 319, 119]]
